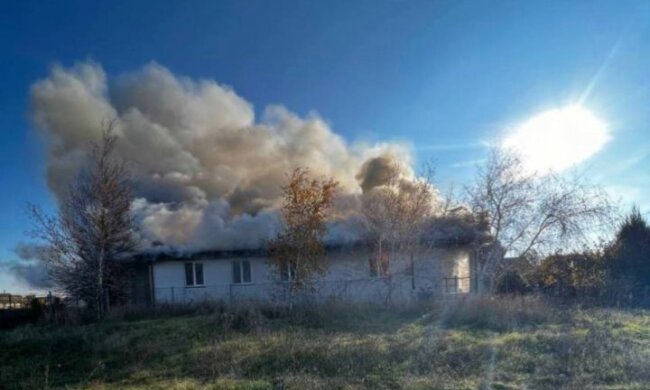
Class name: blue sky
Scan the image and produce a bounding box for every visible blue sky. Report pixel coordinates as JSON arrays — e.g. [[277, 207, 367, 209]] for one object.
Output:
[[2, 0, 650, 293]]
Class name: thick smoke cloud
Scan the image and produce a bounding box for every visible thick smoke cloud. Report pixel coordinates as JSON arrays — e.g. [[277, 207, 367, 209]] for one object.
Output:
[[0, 243, 54, 290], [31, 62, 415, 252], [356, 156, 407, 193]]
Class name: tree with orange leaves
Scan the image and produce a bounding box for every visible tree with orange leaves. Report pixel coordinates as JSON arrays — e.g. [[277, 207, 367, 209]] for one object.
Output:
[[269, 168, 338, 291]]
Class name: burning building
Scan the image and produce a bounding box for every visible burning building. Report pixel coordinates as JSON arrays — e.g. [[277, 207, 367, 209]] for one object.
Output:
[[28, 61, 486, 305]]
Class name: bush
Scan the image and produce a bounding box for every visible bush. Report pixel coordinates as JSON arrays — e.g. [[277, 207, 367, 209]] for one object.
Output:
[[0, 309, 41, 330], [536, 251, 606, 302], [534, 208, 650, 307], [495, 269, 533, 295], [603, 207, 650, 307]]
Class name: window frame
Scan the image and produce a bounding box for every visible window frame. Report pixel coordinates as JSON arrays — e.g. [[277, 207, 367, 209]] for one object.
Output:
[[232, 260, 252, 284], [444, 276, 460, 294], [280, 262, 296, 282], [184, 262, 205, 287]]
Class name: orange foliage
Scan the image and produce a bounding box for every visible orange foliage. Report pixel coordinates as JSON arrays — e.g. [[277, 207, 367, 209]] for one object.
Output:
[[269, 168, 338, 290]]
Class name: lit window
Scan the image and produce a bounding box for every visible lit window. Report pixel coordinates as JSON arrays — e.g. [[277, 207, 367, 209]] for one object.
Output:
[[232, 260, 252, 284], [185, 262, 204, 286]]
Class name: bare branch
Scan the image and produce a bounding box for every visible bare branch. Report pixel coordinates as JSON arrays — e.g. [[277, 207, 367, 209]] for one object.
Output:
[[29, 120, 136, 318], [466, 148, 615, 293]]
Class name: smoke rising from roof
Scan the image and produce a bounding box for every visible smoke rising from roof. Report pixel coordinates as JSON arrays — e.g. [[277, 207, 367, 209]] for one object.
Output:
[[31, 61, 416, 252]]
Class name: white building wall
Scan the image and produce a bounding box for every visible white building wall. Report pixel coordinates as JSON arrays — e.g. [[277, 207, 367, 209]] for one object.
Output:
[[151, 247, 473, 304]]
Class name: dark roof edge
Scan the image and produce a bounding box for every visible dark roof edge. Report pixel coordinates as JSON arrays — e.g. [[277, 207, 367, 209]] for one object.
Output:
[[130, 240, 477, 263], [133, 248, 267, 262]]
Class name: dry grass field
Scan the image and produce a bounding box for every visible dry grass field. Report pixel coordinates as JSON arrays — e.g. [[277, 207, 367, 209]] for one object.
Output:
[[1, 296, 649, 389]]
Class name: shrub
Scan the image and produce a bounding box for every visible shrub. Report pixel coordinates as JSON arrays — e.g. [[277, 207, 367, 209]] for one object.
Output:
[[495, 269, 533, 295], [603, 207, 650, 307], [536, 251, 606, 302]]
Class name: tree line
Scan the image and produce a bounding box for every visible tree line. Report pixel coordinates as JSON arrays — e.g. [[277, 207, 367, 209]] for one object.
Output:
[[498, 207, 650, 306]]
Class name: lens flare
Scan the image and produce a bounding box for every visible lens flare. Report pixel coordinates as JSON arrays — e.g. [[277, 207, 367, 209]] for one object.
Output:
[[502, 105, 609, 173]]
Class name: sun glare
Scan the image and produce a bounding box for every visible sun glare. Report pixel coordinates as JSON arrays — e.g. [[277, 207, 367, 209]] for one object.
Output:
[[502, 105, 609, 174]]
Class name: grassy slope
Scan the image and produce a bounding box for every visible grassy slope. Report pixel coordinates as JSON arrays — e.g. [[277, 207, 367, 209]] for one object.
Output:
[[1, 298, 649, 390]]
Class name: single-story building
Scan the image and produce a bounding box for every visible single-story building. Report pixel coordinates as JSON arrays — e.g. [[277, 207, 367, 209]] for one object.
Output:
[[126, 242, 481, 306]]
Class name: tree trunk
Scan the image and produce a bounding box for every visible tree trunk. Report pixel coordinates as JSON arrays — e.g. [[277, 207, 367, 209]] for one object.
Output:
[[410, 252, 415, 291], [476, 245, 502, 295], [97, 248, 105, 320]]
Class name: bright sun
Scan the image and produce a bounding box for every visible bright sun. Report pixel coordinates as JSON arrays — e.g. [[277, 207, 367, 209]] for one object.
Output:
[[502, 105, 609, 173]]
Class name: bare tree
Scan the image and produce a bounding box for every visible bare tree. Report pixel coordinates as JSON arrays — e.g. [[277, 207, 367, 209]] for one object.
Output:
[[268, 167, 339, 291], [30, 121, 136, 318], [360, 161, 440, 296], [466, 148, 614, 293]]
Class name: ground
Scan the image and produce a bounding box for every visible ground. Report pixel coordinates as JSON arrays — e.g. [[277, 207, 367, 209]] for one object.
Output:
[[1, 297, 649, 389]]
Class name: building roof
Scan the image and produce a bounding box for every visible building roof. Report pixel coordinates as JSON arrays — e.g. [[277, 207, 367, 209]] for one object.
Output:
[[131, 213, 493, 263]]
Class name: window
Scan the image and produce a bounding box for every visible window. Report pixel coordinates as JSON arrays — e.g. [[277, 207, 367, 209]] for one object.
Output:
[[280, 262, 296, 282], [444, 276, 470, 294], [444, 277, 459, 294], [195, 263, 204, 285], [232, 260, 252, 284], [368, 252, 390, 277], [184, 262, 204, 286]]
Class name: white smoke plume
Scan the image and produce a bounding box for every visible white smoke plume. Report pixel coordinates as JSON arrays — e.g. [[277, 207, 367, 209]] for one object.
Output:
[[31, 61, 415, 252]]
